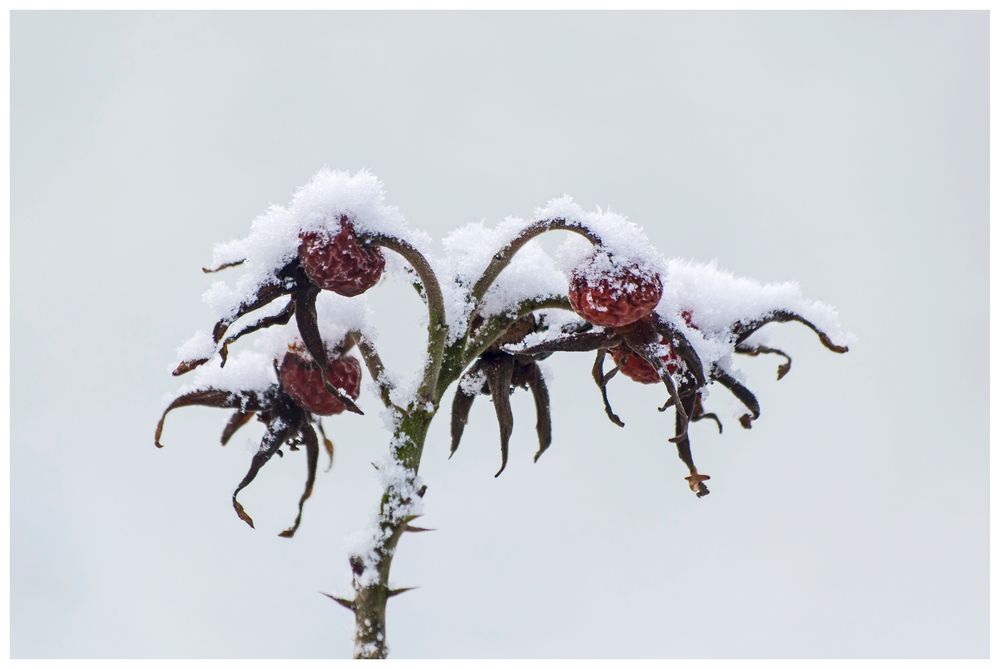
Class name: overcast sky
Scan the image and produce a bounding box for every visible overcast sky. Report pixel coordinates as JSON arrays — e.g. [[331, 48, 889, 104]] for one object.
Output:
[[11, 10, 987, 658]]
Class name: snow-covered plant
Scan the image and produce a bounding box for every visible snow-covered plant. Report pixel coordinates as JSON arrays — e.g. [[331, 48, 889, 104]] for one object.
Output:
[[156, 169, 850, 658]]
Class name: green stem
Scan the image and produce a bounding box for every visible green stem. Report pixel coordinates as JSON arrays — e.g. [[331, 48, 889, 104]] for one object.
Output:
[[364, 233, 448, 405]]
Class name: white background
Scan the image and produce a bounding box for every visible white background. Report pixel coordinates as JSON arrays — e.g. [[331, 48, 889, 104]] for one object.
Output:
[[11, 11, 987, 658]]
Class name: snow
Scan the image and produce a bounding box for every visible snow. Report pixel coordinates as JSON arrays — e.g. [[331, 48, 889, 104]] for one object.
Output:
[[168, 290, 376, 403], [204, 168, 431, 321]]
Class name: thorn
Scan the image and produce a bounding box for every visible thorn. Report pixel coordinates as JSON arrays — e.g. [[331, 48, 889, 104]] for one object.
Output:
[[404, 525, 435, 533], [387, 586, 418, 598], [321, 592, 355, 611]]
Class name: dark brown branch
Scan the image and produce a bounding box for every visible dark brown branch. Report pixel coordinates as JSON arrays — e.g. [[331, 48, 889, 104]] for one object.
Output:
[[469, 218, 602, 306]]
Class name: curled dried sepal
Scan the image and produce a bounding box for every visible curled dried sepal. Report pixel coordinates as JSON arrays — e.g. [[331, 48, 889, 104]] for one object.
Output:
[[279, 423, 320, 538], [232, 413, 301, 529], [674, 393, 710, 497], [316, 420, 335, 472], [218, 299, 296, 367], [155, 389, 263, 448], [592, 350, 625, 427], [712, 368, 761, 429], [734, 310, 849, 354], [736, 344, 792, 381], [220, 410, 256, 446], [449, 361, 484, 458]]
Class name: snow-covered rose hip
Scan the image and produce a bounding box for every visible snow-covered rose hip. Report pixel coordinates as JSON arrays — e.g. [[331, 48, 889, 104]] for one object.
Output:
[[568, 255, 663, 327], [299, 216, 385, 297], [280, 346, 362, 416]]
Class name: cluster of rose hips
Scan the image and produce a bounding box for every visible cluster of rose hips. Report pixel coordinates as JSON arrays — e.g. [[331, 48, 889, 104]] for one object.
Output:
[[158, 218, 386, 534]]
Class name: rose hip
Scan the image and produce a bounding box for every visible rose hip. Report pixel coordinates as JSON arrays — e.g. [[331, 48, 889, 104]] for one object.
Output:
[[568, 262, 663, 327], [279, 348, 362, 415], [299, 217, 385, 297]]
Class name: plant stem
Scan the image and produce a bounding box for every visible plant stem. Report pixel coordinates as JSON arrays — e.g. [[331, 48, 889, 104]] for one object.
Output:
[[348, 408, 433, 659]]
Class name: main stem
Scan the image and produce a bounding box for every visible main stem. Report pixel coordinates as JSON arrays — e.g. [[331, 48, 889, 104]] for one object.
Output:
[[349, 408, 433, 659], [345, 222, 598, 658]]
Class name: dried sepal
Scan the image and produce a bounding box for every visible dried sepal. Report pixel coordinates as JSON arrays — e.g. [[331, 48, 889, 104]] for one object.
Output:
[[627, 338, 689, 443], [316, 419, 335, 472], [674, 392, 710, 497], [219, 299, 296, 366], [280, 422, 320, 538], [712, 368, 761, 429], [734, 310, 849, 354], [293, 286, 364, 415], [232, 413, 300, 529], [591, 349, 625, 427], [484, 355, 515, 477], [652, 314, 707, 386], [449, 361, 484, 458], [736, 344, 792, 380], [155, 389, 262, 448], [220, 410, 256, 445], [213, 279, 293, 344], [510, 329, 618, 357], [526, 362, 553, 462]]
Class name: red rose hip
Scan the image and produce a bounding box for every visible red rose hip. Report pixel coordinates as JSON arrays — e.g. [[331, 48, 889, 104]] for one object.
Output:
[[279, 348, 362, 415], [610, 343, 681, 384], [298, 216, 385, 297], [568, 259, 663, 327]]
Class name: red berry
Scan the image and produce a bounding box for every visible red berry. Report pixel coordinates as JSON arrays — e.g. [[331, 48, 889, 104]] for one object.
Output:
[[279, 348, 362, 415], [298, 217, 385, 297], [568, 260, 663, 327], [610, 344, 681, 384]]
